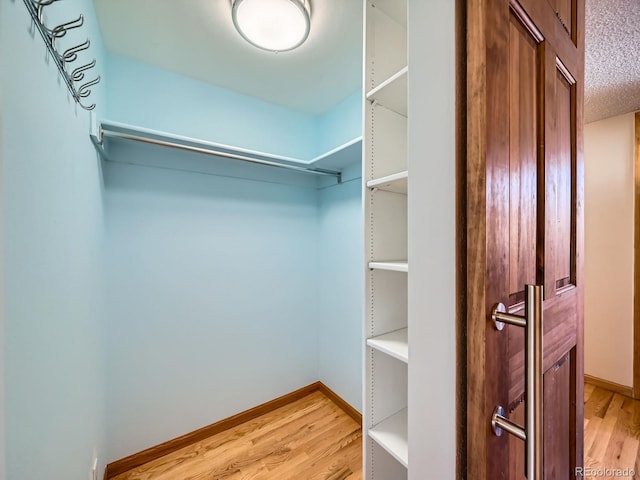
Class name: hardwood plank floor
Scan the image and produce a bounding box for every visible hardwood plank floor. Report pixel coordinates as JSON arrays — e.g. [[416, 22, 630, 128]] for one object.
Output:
[[584, 383, 640, 479], [112, 391, 363, 480], [114, 381, 640, 480]]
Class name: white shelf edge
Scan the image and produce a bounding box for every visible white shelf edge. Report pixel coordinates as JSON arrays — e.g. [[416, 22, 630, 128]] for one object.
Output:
[[369, 261, 408, 273], [366, 66, 408, 100], [367, 328, 408, 363], [99, 120, 362, 169], [368, 408, 408, 468], [309, 137, 363, 172], [366, 66, 408, 117], [367, 170, 408, 193], [310, 136, 363, 164]]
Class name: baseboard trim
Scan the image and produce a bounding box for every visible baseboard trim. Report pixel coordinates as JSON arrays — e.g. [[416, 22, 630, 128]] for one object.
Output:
[[103, 463, 114, 480], [585, 374, 634, 398], [317, 382, 363, 426], [104, 381, 360, 479]]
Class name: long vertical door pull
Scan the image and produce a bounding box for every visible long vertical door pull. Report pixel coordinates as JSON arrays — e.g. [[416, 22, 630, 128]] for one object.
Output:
[[490, 285, 544, 480]]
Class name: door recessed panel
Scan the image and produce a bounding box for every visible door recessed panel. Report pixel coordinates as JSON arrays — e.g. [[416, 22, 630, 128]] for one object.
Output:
[[508, 12, 541, 305], [543, 353, 572, 479], [554, 63, 576, 290]]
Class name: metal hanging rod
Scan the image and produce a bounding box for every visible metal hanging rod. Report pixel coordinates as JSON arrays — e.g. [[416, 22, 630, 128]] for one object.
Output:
[[94, 125, 342, 181], [24, 0, 100, 110]]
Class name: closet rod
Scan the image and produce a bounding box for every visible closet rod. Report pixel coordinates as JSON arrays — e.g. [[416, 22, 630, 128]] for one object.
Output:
[[97, 127, 342, 181]]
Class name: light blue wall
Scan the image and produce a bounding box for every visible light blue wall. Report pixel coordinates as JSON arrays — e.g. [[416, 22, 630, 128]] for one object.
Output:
[[3, 0, 363, 469], [102, 57, 364, 450], [102, 143, 363, 460], [316, 91, 363, 154], [106, 54, 362, 161], [1, 1, 108, 479], [106, 54, 319, 160], [318, 177, 363, 412], [103, 156, 321, 461]]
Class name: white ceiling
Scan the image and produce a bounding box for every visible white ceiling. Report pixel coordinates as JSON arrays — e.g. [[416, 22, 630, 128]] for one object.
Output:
[[585, 0, 640, 123], [94, 0, 639, 122], [93, 0, 363, 115]]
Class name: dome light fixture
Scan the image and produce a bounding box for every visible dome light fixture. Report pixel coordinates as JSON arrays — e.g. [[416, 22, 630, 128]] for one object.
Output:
[[231, 0, 311, 53]]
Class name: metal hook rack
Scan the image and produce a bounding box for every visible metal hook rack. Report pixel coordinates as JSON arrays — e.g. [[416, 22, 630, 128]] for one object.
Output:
[[23, 0, 100, 110]]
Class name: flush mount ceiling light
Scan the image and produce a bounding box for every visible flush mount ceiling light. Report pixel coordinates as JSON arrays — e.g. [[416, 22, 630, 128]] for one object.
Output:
[[232, 0, 311, 53]]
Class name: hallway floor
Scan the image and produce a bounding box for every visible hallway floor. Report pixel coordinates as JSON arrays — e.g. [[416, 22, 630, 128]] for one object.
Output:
[[584, 383, 640, 479]]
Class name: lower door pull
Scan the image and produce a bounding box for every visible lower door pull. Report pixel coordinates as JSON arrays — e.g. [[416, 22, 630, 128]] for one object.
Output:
[[490, 284, 544, 480]]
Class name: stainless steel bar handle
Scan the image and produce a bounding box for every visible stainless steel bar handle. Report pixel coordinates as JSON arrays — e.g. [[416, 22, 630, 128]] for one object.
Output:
[[491, 284, 544, 480], [526, 285, 543, 480]]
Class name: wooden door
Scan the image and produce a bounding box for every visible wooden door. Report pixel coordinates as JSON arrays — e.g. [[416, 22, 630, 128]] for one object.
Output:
[[464, 0, 585, 478]]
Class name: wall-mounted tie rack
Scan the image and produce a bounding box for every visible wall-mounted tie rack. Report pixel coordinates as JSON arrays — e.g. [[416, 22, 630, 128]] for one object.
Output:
[[23, 0, 100, 110]]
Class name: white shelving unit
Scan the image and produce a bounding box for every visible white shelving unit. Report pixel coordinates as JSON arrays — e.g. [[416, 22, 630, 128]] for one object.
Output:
[[363, 0, 408, 478]]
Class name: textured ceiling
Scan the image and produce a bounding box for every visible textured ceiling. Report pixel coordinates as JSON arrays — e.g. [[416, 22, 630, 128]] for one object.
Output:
[[93, 0, 362, 115], [585, 0, 640, 123]]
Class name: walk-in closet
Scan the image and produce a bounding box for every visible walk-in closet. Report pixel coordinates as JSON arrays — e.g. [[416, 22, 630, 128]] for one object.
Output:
[[0, 1, 456, 479]]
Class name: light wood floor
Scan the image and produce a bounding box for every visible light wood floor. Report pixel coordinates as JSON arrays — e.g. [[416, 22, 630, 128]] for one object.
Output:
[[584, 383, 640, 479], [112, 391, 363, 480], [113, 382, 636, 480]]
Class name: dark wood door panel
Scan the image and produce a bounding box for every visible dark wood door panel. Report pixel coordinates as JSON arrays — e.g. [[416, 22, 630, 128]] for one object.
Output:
[[508, 324, 525, 401], [514, 0, 582, 72], [507, 318, 576, 402], [542, 289, 578, 331], [554, 66, 575, 288], [507, 290, 578, 403], [545, 56, 578, 295], [465, 0, 584, 476], [509, 401, 527, 479], [544, 353, 573, 479], [507, 355, 574, 480], [546, 0, 576, 39], [508, 10, 541, 304], [543, 319, 577, 373]]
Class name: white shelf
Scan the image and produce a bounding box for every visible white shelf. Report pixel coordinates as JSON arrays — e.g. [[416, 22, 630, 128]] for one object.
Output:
[[368, 408, 408, 468], [367, 170, 408, 194], [369, 261, 408, 273], [310, 136, 362, 170], [366, 67, 408, 117], [367, 328, 408, 363], [95, 120, 362, 174]]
